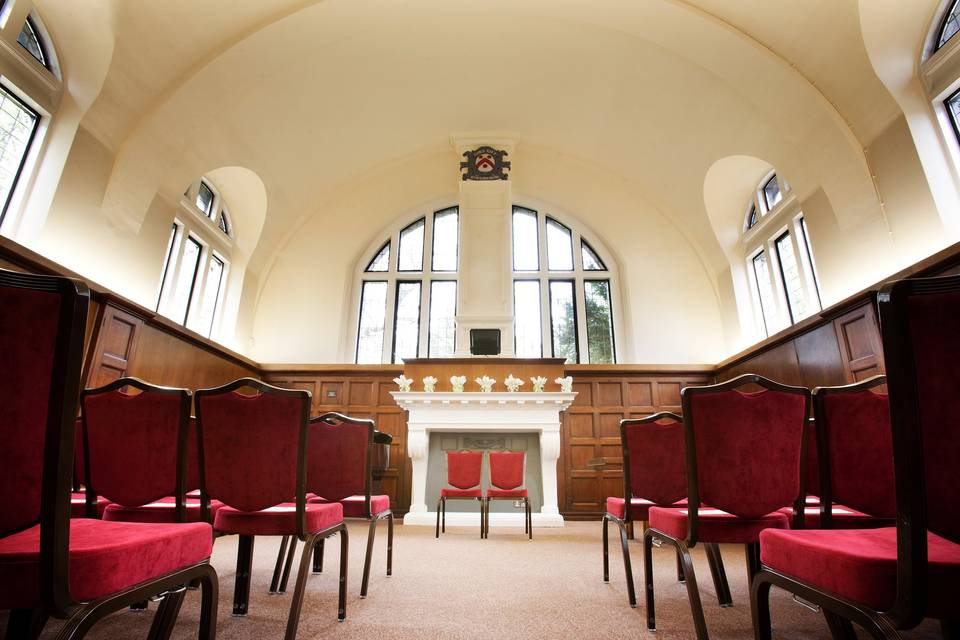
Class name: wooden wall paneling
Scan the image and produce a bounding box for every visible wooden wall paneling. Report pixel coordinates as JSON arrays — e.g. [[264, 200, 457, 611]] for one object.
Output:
[[793, 321, 847, 389], [833, 302, 885, 381], [84, 304, 143, 388]]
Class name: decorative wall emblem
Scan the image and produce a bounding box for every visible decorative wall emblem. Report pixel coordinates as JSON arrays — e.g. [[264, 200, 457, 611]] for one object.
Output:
[[460, 146, 511, 181]]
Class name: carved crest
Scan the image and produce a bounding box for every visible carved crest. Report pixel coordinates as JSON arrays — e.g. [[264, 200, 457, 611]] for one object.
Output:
[[460, 146, 511, 181]]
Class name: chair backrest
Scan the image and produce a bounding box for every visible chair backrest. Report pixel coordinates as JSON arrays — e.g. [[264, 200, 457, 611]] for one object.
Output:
[[307, 412, 375, 513], [0, 269, 88, 615], [81, 378, 191, 519], [195, 378, 311, 534], [682, 374, 810, 543], [812, 376, 895, 527], [620, 412, 686, 520], [488, 451, 525, 490], [802, 418, 820, 499], [878, 274, 960, 625], [445, 450, 482, 489], [185, 417, 202, 493]]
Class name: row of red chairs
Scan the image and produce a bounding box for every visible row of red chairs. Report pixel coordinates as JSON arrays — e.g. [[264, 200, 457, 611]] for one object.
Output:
[[602, 275, 960, 639], [435, 450, 532, 540]]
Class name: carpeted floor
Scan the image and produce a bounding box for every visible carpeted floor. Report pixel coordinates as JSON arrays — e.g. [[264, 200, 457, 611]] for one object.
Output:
[[15, 521, 943, 639]]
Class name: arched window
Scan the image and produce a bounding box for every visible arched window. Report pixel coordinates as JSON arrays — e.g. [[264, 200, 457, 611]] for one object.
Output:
[[511, 205, 616, 364], [356, 207, 459, 363], [156, 177, 233, 339], [743, 171, 821, 337], [937, 0, 960, 51], [17, 16, 47, 68]]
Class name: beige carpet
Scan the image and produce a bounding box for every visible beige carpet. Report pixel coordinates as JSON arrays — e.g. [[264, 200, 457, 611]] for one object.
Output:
[[12, 521, 943, 639]]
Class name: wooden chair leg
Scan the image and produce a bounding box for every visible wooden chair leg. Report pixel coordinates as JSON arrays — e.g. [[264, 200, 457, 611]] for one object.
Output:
[[145, 587, 186, 640], [823, 610, 858, 640], [4, 608, 48, 640], [705, 543, 732, 607], [283, 534, 316, 640], [360, 516, 379, 598], [270, 536, 290, 593], [602, 515, 610, 583], [312, 538, 324, 574], [675, 539, 709, 640], [386, 512, 394, 576], [744, 542, 762, 581], [481, 498, 487, 539], [435, 497, 442, 538], [338, 526, 349, 620], [233, 535, 255, 616], [196, 563, 219, 640], [527, 498, 532, 540], [279, 537, 297, 592], [676, 549, 686, 583], [643, 528, 656, 630], [442, 497, 446, 533], [616, 519, 637, 608], [627, 520, 635, 540], [750, 569, 774, 640]]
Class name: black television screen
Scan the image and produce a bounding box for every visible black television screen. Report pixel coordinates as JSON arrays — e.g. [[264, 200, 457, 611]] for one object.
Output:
[[470, 329, 501, 356]]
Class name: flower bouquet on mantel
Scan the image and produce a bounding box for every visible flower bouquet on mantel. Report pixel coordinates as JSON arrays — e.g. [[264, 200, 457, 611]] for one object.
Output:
[[504, 374, 524, 392], [530, 376, 548, 392], [422, 376, 438, 393], [393, 375, 413, 392], [475, 376, 496, 393], [450, 375, 467, 392], [554, 376, 574, 393]]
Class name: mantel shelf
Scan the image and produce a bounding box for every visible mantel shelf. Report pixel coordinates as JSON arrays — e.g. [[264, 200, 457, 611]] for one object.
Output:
[[390, 391, 576, 409]]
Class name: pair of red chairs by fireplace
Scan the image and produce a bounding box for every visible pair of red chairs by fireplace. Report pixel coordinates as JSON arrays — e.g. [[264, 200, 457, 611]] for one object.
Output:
[[436, 450, 531, 540], [0, 269, 218, 640]]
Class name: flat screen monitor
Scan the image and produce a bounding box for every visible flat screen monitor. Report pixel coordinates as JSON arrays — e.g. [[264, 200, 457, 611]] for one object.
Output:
[[470, 329, 501, 356]]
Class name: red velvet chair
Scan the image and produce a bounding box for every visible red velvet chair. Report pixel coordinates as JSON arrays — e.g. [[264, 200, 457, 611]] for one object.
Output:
[[0, 269, 217, 640], [483, 451, 531, 540], [81, 378, 219, 525], [752, 276, 960, 639], [196, 378, 347, 638], [271, 412, 393, 599], [644, 374, 809, 639], [603, 412, 731, 608], [436, 450, 484, 539]]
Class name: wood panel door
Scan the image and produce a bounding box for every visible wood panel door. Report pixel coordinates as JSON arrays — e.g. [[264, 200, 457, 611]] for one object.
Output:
[[84, 305, 143, 388], [833, 302, 885, 382]]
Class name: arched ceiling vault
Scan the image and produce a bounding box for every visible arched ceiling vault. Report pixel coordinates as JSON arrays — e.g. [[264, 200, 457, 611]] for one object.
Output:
[[38, 0, 911, 280]]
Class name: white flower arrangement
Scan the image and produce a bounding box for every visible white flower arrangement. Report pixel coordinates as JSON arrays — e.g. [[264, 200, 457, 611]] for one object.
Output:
[[504, 374, 524, 392], [450, 375, 467, 393], [393, 375, 413, 392], [422, 376, 438, 393], [530, 376, 548, 392], [475, 375, 496, 393], [554, 376, 574, 393]]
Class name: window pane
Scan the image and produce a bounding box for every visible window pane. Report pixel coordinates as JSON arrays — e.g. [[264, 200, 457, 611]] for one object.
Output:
[[168, 237, 202, 326], [584, 280, 615, 363], [192, 257, 225, 337], [763, 176, 782, 210], [546, 218, 574, 271], [218, 210, 230, 234], [17, 19, 45, 67], [752, 251, 778, 336], [798, 217, 821, 304], [156, 223, 179, 310], [196, 181, 214, 216], [513, 280, 542, 357], [392, 281, 421, 363], [366, 242, 390, 272], [356, 281, 388, 364], [512, 207, 539, 271], [432, 208, 458, 271], [398, 219, 424, 271], [0, 86, 39, 217], [428, 281, 457, 357], [549, 280, 578, 363], [775, 233, 811, 323], [747, 203, 758, 229], [940, 0, 960, 48], [581, 240, 606, 270]]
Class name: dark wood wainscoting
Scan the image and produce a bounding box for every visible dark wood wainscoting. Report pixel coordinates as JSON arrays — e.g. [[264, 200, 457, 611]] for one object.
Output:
[[262, 367, 409, 515]]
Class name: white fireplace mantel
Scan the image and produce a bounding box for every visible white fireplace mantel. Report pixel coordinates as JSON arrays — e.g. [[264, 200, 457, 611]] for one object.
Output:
[[392, 391, 576, 528]]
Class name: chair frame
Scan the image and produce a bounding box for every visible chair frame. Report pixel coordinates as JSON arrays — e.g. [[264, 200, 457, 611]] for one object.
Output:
[[196, 377, 347, 637], [603, 412, 731, 609], [271, 412, 394, 600], [811, 375, 893, 530], [80, 377, 192, 522], [435, 450, 484, 540], [0, 269, 218, 640], [751, 276, 960, 640], [644, 373, 809, 639], [482, 450, 532, 540]]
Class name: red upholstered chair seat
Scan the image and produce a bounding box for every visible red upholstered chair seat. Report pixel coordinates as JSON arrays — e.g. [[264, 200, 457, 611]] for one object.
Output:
[[605, 497, 687, 521], [309, 494, 390, 517], [71, 492, 109, 518], [760, 527, 960, 617], [649, 506, 789, 544], [103, 496, 224, 524], [0, 518, 212, 610], [779, 503, 889, 529], [214, 502, 343, 536], [441, 488, 482, 498], [487, 488, 528, 498]]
